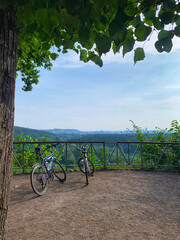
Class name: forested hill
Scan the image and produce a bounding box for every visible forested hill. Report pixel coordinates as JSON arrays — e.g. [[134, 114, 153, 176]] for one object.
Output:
[[13, 126, 136, 142], [14, 126, 86, 141], [70, 134, 136, 142], [14, 126, 58, 141]]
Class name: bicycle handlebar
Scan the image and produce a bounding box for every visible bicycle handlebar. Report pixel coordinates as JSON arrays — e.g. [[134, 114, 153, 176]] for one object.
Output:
[[35, 143, 60, 155], [76, 145, 87, 152]]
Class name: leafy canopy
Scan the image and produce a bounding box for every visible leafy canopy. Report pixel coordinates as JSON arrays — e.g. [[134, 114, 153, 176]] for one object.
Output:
[[2, 0, 180, 91]]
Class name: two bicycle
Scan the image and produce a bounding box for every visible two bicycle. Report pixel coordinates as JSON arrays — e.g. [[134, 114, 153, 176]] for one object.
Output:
[[30, 144, 94, 196]]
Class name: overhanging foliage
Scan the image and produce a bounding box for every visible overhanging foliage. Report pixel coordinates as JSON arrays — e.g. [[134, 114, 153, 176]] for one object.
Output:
[[1, 0, 180, 90]]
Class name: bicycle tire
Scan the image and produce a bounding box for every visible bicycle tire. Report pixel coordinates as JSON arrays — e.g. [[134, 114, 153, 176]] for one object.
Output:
[[78, 158, 95, 175], [30, 163, 48, 196], [52, 159, 66, 182]]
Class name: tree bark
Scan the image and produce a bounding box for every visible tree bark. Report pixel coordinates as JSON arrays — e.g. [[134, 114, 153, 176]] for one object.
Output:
[[0, 5, 17, 239]]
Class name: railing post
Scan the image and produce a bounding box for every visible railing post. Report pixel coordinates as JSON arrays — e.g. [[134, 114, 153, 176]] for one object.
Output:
[[128, 143, 130, 165], [167, 143, 169, 169], [116, 143, 118, 165], [22, 143, 25, 174], [141, 143, 143, 169], [103, 142, 106, 170], [91, 143, 92, 162], [65, 142, 68, 171]]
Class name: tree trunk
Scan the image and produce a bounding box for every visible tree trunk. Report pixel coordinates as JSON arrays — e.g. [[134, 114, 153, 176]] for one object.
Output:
[[0, 5, 17, 239]]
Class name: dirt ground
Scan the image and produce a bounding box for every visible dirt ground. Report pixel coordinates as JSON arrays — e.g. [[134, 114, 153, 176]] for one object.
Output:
[[5, 169, 180, 240]]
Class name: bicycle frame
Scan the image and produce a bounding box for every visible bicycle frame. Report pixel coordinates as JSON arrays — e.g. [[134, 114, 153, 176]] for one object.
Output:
[[43, 153, 54, 169], [82, 150, 90, 173], [39, 152, 55, 179]]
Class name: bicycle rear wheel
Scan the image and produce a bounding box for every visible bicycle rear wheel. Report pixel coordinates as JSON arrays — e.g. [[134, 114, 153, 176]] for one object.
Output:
[[30, 163, 48, 196], [78, 158, 95, 175], [52, 159, 66, 182]]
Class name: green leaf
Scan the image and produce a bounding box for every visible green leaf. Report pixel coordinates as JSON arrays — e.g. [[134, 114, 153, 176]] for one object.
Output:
[[176, 15, 180, 25], [158, 30, 174, 40], [48, 8, 59, 27], [78, 28, 94, 50], [144, 9, 156, 21], [143, 19, 153, 27], [135, 24, 152, 41], [88, 52, 103, 67], [114, 7, 129, 26], [118, 0, 128, 8], [95, 34, 111, 56], [35, 8, 52, 35], [80, 49, 88, 62], [123, 30, 135, 56], [54, 38, 62, 48], [155, 38, 173, 53], [112, 42, 120, 54], [134, 47, 145, 64], [42, 42, 51, 51], [153, 18, 164, 30], [124, 4, 138, 16], [92, 56, 103, 67], [78, 27, 90, 43], [50, 53, 58, 61], [162, 38, 173, 53], [109, 8, 129, 37], [17, 5, 35, 26], [62, 48, 68, 53], [155, 41, 164, 53], [119, 28, 127, 42], [129, 16, 141, 28], [160, 11, 175, 24], [35, 8, 48, 28], [174, 25, 180, 37], [109, 20, 120, 37], [163, 0, 176, 10]]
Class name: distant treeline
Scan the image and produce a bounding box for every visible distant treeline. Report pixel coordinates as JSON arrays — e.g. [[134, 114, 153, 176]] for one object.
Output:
[[13, 126, 136, 142], [70, 134, 136, 142], [14, 126, 77, 141]]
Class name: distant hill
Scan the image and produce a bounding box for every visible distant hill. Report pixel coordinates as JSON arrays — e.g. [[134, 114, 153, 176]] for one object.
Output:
[[14, 126, 89, 141], [14, 126, 135, 143], [44, 129, 129, 135], [45, 129, 82, 135], [69, 133, 136, 142], [14, 126, 63, 141]]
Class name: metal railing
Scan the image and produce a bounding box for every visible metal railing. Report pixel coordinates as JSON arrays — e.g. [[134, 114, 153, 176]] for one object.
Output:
[[12, 141, 180, 173]]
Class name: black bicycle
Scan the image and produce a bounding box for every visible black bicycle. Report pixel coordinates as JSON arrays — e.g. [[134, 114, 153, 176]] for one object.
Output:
[[77, 146, 95, 185], [30, 143, 66, 196]]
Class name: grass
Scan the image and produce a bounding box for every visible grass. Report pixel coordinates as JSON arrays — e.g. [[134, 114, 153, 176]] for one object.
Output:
[[12, 161, 179, 174]]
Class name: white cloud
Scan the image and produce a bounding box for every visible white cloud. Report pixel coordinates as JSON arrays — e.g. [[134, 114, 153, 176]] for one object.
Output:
[[100, 97, 142, 107], [53, 52, 85, 68], [165, 85, 180, 89]]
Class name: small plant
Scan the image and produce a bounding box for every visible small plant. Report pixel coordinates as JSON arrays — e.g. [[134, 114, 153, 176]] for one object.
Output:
[[130, 120, 180, 169]]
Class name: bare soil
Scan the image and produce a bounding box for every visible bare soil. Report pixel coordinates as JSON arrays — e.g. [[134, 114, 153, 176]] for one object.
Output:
[[5, 170, 180, 240]]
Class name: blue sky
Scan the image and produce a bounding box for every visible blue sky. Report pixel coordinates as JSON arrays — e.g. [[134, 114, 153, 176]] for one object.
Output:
[[15, 36, 180, 131]]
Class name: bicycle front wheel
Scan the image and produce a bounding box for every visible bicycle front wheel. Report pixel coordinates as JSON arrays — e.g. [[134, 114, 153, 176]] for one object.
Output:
[[52, 159, 66, 182], [30, 163, 48, 196], [78, 158, 95, 175]]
